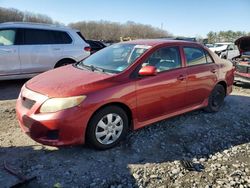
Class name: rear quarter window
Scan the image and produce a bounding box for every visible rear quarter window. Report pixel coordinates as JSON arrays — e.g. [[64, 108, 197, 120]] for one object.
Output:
[[52, 31, 72, 44], [204, 50, 214, 64]]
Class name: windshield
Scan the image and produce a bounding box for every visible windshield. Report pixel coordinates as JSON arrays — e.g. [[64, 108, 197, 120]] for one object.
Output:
[[77, 43, 151, 73]]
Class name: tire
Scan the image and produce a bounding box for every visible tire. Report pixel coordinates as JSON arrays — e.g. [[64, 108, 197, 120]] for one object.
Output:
[[204, 84, 225, 113], [221, 54, 227, 59], [86, 106, 128, 149], [55, 59, 75, 68]]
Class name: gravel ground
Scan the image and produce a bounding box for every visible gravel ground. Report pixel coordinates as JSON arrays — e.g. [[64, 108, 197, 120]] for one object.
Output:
[[0, 80, 250, 188]]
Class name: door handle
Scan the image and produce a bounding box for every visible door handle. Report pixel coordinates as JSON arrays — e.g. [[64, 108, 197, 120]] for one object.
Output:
[[211, 69, 217, 73], [177, 75, 186, 81]]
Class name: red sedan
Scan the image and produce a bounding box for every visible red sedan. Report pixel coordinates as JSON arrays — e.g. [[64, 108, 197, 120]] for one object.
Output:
[[16, 39, 234, 149]]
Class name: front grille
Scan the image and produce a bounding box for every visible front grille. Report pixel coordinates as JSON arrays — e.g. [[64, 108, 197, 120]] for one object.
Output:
[[236, 65, 249, 73], [22, 97, 36, 109]]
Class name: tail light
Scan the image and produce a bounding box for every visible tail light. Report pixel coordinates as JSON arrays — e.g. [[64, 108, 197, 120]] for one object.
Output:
[[84, 46, 91, 52]]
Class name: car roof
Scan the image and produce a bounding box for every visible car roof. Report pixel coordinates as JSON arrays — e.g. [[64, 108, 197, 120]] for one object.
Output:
[[0, 22, 78, 32], [124, 39, 199, 47]]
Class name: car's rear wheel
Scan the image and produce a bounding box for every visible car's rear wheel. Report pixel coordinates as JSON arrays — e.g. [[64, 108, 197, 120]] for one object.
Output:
[[204, 84, 225, 112], [87, 106, 128, 149]]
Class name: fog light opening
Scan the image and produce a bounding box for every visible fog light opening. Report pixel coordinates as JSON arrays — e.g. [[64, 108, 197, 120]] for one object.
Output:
[[47, 130, 59, 140]]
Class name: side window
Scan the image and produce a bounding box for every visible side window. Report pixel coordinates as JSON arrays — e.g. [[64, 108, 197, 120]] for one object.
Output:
[[0, 29, 16, 46], [24, 29, 54, 45], [52, 31, 72, 44], [227, 44, 234, 50], [87, 41, 101, 49], [183, 47, 207, 66], [143, 47, 181, 72], [205, 50, 214, 64]]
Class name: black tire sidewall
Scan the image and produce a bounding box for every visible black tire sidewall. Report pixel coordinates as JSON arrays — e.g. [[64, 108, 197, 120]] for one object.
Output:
[[55, 59, 75, 68], [206, 85, 225, 112], [87, 106, 128, 149]]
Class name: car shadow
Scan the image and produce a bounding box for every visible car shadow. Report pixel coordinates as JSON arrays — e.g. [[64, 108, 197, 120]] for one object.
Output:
[[0, 95, 249, 187], [0, 79, 28, 100]]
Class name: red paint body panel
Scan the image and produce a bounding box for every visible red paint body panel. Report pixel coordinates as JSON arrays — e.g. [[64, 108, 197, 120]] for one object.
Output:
[[26, 65, 113, 97], [16, 40, 234, 146]]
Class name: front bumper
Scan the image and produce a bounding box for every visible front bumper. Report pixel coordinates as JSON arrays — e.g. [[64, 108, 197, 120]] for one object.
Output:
[[16, 86, 90, 146]]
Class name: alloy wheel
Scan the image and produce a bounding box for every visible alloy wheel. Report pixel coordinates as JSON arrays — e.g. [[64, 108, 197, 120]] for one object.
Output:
[[95, 113, 123, 145]]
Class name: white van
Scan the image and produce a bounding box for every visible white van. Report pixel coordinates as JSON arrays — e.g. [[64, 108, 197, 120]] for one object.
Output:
[[0, 22, 90, 80]]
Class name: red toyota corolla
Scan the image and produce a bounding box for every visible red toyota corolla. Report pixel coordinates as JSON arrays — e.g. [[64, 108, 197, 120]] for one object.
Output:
[[16, 39, 234, 149]]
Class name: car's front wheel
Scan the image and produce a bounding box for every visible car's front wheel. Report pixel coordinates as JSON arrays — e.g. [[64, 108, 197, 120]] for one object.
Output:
[[204, 84, 225, 112], [87, 106, 128, 149]]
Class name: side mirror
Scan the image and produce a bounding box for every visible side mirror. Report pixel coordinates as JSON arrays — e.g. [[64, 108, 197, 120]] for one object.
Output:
[[138, 66, 157, 76]]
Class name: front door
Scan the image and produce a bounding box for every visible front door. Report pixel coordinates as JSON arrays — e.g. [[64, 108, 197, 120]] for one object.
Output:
[[136, 46, 187, 124]]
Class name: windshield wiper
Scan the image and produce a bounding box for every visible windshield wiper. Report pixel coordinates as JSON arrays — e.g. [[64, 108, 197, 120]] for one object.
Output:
[[91, 65, 105, 73], [77, 63, 109, 74]]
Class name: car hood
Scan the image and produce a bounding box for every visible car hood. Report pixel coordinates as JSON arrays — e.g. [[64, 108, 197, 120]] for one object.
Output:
[[26, 65, 113, 97], [235, 36, 250, 53], [209, 46, 227, 52]]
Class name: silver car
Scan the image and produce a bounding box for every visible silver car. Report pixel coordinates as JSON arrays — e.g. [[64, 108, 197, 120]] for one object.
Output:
[[209, 42, 240, 60], [0, 22, 90, 80]]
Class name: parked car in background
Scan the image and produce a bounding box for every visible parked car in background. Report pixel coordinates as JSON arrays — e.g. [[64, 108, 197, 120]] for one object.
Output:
[[0, 22, 90, 80], [232, 36, 250, 84], [86, 40, 106, 54], [205, 43, 214, 48], [208, 42, 239, 60], [16, 39, 234, 149]]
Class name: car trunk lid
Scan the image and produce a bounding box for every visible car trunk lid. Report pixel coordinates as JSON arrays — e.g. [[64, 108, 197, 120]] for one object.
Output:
[[235, 36, 250, 55]]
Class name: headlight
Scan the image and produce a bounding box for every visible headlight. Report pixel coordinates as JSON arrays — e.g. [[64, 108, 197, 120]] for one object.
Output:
[[40, 96, 86, 113]]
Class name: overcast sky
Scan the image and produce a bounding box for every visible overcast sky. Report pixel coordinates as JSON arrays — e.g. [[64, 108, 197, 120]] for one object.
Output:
[[1, 0, 250, 37]]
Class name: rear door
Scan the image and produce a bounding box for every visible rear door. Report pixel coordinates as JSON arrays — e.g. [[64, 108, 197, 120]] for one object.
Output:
[[183, 46, 218, 107], [136, 46, 187, 124], [227, 44, 240, 59], [0, 28, 20, 76], [19, 28, 63, 74]]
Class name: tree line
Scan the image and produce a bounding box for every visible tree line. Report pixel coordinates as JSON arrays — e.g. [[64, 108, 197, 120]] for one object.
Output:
[[0, 7, 55, 24], [0, 7, 171, 41], [1, 7, 249, 42], [69, 21, 171, 42], [206, 31, 250, 44]]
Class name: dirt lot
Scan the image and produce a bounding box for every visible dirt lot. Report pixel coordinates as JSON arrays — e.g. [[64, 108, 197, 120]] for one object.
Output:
[[0, 80, 250, 188]]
